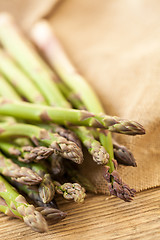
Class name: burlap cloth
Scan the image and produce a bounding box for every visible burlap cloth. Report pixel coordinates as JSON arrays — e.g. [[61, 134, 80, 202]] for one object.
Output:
[[1, 0, 160, 193]]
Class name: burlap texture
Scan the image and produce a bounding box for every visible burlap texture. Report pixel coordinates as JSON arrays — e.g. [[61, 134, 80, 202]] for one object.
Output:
[[1, 0, 160, 193]]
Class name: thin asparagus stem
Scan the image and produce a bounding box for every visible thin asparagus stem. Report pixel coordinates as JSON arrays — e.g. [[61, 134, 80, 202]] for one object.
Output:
[[0, 74, 21, 100], [0, 98, 145, 135], [56, 80, 87, 110], [2, 152, 55, 204], [72, 126, 109, 164], [0, 152, 42, 185], [0, 175, 48, 232], [0, 141, 54, 163], [0, 196, 21, 218], [0, 49, 46, 104], [39, 123, 82, 148], [0, 122, 83, 164], [10, 179, 57, 209], [0, 195, 66, 223]]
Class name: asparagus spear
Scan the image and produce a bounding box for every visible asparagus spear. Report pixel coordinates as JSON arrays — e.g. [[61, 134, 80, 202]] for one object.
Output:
[[0, 196, 21, 218], [0, 152, 42, 185], [41, 124, 109, 164], [0, 141, 54, 163], [30, 20, 104, 112], [28, 161, 55, 204], [0, 195, 66, 223], [0, 175, 48, 232], [0, 13, 70, 108], [83, 128, 137, 167], [113, 140, 137, 167], [6, 176, 66, 223], [39, 123, 81, 148], [10, 179, 57, 209], [54, 181, 86, 203], [56, 80, 87, 110], [36, 207, 66, 223], [0, 75, 21, 101], [30, 20, 138, 201], [0, 98, 145, 135], [0, 122, 83, 164], [0, 146, 55, 204], [0, 49, 46, 104]]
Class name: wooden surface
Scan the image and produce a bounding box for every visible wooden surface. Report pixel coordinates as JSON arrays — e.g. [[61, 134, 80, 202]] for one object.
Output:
[[1, 188, 160, 240]]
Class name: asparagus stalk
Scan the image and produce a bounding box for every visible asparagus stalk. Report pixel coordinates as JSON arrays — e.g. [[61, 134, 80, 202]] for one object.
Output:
[[54, 181, 86, 203], [0, 98, 145, 135], [30, 20, 104, 112], [0, 175, 48, 232], [0, 122, 83, 164], [83, 128, 137, 167], [0, 152, 42, 185], [0, 13, 70, 108], [0, 196, 21, 218], [28, 161, 55, 204], [0, 75, 21, 101], [0, 195, 66, 223], [40, 124, 109, 164], [0, 145, 55, 204], [56, 80, 87, 110], [0, 141, 54, 163], [39, 123, 82, 148], [30, 20, 138, 201], [113, 140, 137, 167], [0, 49, 46, 104], [72, 126, 109, 164], [10, 179, 57, 209]]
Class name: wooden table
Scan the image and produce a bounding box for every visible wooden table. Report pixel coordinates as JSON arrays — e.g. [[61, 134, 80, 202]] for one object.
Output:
[[1, 187, 160, 240]]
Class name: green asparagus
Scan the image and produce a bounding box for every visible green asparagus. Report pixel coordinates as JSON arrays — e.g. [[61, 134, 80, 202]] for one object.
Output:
[[0, 175, 48, 232], [0, 49, 46, 104], [0, 75, 20, 100], [0, 196, 21, 218], [0, 152, 42, 185], [0, 98, 145, 135], [0, 141, 54, 163], [30, 20, 138, 201], [0, 122, 83, 164], [54, 181, 86, 203], [113, 140, 137, 167]]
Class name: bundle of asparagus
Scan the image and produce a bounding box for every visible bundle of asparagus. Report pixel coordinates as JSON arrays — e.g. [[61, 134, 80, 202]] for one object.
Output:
[[0, 13, 145, 233]]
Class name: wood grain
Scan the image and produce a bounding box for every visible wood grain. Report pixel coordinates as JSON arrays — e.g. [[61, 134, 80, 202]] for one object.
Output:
[[1, 188, 160, 240]]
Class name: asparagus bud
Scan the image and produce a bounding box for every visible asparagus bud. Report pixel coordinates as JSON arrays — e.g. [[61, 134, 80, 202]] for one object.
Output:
[[54, 181, 86, 203]]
